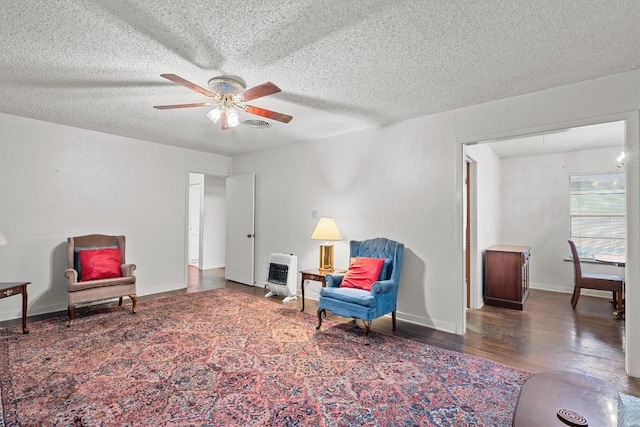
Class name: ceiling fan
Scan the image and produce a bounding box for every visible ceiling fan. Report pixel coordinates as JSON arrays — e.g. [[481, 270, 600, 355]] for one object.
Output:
[[153, 74, 293, 130]]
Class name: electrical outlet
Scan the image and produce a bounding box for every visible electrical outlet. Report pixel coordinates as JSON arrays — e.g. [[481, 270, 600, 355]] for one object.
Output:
[[312, 209, 319, 219]]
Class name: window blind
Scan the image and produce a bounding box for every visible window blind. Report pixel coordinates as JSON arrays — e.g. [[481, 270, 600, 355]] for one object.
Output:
[[569, 172, 625, 258]]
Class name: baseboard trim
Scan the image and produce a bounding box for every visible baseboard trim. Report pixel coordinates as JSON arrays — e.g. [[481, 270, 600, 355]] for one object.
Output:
[[396, 311, 458, 335], [530, 282, 613, 299], [303, 292, 457, 335]]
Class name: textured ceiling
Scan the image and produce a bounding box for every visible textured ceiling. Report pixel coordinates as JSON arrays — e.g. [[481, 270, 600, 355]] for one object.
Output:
[[1, 1, 639, 156]]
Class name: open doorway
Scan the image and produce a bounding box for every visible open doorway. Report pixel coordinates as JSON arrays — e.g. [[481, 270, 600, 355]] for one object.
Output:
[[462, 120, 628, 373], [188, 173, 203, 267], [465, 120, 626, 310], [457, 109, 640, 378], [187, 172, 227, 271]]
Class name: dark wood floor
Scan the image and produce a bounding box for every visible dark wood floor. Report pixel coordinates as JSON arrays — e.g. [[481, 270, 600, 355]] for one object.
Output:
[[184, 267, 640, 395], [3, 266, 637, 396]]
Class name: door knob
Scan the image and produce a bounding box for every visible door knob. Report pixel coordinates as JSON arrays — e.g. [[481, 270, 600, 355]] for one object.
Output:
[[247, 233, 255, 238]]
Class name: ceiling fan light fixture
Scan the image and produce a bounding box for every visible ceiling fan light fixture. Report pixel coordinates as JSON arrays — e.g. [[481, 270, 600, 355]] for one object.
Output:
[[227, 108, 240, 127], [206, 107, 222, 123], [207, 77, 246, 94], [155, 74, 292, 129]]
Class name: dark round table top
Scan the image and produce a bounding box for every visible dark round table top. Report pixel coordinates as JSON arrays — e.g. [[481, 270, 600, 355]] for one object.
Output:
[[513, 370, 619, 426]]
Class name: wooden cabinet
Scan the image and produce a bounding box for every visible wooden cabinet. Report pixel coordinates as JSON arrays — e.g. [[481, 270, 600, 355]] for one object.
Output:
[[484, 245, 530, 310]]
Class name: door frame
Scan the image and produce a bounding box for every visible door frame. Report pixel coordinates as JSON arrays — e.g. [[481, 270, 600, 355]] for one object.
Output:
[[463, 154, 482, 310], [464, 158, 479, 309]]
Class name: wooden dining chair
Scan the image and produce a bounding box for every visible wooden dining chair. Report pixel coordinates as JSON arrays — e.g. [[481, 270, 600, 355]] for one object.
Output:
[[568, 240, 624, 311]]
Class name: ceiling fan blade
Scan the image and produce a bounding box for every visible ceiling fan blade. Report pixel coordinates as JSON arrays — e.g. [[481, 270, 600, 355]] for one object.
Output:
[[243, 105, 293, 123], [238, 82, 281, 102], [160, 73, 216, 98], [153, 102, 212, 110]]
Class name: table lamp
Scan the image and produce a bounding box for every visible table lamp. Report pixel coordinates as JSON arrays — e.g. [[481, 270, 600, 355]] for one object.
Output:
[[0, 230, 7, 246], [311, 217, 342, 272]]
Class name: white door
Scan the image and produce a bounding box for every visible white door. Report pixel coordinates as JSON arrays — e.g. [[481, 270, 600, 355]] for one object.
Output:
[[225, 173, 255, 285]]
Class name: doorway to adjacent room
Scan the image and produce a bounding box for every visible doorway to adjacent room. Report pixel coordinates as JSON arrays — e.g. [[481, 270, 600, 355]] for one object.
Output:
[[187, 172, 227, 271]]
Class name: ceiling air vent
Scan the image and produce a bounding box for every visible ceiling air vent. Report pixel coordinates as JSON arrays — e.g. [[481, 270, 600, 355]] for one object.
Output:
[[243, 119, 272, 129]]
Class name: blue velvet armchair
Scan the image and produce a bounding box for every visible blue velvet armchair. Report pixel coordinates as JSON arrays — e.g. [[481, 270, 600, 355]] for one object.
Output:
[[316, 237, 404, 343]]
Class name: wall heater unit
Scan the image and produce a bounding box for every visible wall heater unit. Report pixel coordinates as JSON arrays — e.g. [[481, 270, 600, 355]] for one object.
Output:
[[265, 253, 298, 302]]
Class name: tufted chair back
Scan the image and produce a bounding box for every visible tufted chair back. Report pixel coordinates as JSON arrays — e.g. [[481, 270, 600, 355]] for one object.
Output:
[[350, 237, 403, 283]]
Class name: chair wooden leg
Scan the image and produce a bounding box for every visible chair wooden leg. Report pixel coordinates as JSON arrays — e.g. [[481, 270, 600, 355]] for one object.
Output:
[[130, 295, 137, 314], [392, 311, 397, 331], [571, 287, 580, 309], [615, 291, 623, 311], [67, 305, 75, 327], [316, 309, 325, 330], [363, 320, 372, 345]]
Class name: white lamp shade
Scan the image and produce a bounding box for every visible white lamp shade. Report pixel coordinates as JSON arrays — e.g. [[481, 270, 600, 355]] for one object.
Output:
[[0, 231, 7, 246], [227, 108, 240, 127], [311, 217, 342, 241], [207, 107, 222, 123]]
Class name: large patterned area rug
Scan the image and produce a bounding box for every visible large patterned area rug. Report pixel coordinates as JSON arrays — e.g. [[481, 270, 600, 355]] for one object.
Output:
[[0, 289, 531, 426]]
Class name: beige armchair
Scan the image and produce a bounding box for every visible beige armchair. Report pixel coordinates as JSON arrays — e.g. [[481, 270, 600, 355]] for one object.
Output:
[[64, 234, 137, 325]]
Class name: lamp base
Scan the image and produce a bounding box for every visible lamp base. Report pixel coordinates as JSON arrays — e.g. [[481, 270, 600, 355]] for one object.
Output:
[[318, 244, 335, 272]]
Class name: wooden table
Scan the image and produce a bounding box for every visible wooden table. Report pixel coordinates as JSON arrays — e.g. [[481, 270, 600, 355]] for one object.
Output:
[[513, 370, 618, 426], [594, 254, 625, 267], [0, 282, 30, 334], [299, 268, 346, 312], [594, 254, 626, 318]]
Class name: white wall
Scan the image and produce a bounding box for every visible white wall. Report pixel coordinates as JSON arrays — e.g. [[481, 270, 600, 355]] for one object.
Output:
[[233, 69, 640, 376], [0, 113, 231, 321], [464, 144, 502, 309], [233, 113, 461, 333], [500, 147, 625, 294], [201, 175, 226, 269]]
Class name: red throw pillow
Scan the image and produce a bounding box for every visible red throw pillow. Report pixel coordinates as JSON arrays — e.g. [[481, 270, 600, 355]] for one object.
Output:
[[340, 257, 385, 291], [79, 248, 122, 281]]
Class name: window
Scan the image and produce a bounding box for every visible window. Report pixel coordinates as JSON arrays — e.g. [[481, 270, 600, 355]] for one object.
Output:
[[570, 172, 625, 258]]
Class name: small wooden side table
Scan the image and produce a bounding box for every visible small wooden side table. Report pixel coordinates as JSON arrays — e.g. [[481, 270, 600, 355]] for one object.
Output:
[[299, 269, 346, 312], [0, 282, 30, 334]]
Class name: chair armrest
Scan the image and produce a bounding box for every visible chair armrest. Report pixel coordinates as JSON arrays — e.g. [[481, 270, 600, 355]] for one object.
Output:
[[121, 263, 137, 277], [370, 279, 396, 294], [64, 268, 78, 284], [325, 274, 345, 288]]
